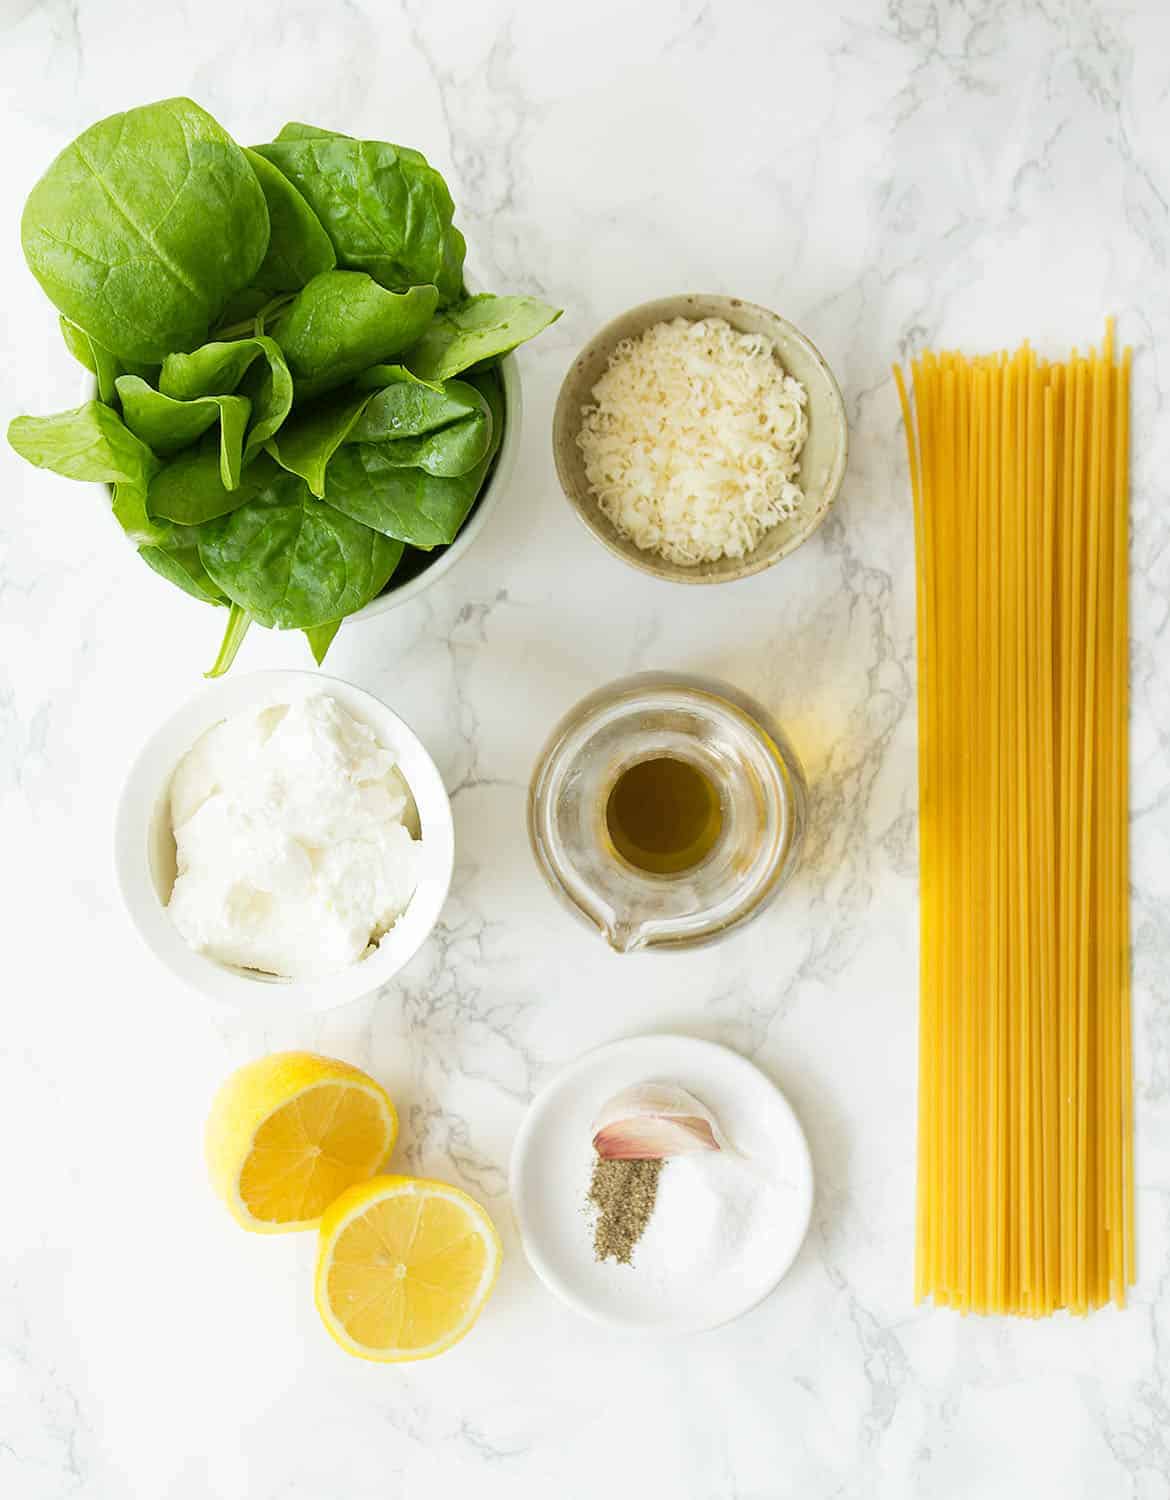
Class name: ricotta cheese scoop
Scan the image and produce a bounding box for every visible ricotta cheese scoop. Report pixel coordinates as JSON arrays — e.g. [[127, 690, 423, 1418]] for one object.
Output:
[[167, 695, 422, 979]]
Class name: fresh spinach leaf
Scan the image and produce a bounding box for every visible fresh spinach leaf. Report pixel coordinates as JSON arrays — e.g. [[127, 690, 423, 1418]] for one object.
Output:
[[350, 369, 478, 439], [198, 468, 403, 628], [22, 98, 269, 363], [275, 272, 438, 398], [241, 149, 336, 295], [60, 318, 121, 404], [158, 335, 293, 464], [267, 367, 486, 495], [139, 542, 227, 604], [353, 379, 491, 476], [352, 363, 442, 394], [275, 122, 351, 142], [116, 375, 250, 488], [253, 132, 465, 304], [321, 368, 505, 547], [320, 447, 474, 548], [265, 388, 373, 497], [8, 400, 158, 485], [148, 443, 279, 525], [406, 294, 561, 382], [206, 603, 252, 677], [304, 618, 342, 665]]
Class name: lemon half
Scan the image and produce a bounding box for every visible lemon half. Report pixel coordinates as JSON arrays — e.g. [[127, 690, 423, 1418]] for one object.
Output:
[[206, 1052, 397, 1234], [315, 1175, 502, 1361]]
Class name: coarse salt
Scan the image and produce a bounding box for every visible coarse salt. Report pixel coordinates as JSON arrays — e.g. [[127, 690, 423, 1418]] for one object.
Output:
[[631, 1150, 788, 1284]]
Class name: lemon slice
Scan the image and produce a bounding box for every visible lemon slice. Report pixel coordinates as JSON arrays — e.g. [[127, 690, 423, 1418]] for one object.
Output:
[[315, 1175, 502, 1361], [206, 1052, 397, 1233]]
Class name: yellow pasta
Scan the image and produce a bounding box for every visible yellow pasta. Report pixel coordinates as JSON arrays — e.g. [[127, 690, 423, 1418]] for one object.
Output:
[[895, 326, 1132, 1315]]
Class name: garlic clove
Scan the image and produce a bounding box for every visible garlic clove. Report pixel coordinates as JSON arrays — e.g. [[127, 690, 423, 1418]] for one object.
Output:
[[592, 1082, 723, 1160]]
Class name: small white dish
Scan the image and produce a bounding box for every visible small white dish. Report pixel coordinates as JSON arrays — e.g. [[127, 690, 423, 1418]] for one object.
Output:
[[509, 1034, 814, 1334], [114, 669, 454, 1014]]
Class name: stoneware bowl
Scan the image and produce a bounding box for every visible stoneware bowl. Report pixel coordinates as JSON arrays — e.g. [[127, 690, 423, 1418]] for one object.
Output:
[[114, 670, 454, 1015], [552, 293, 848, 584]]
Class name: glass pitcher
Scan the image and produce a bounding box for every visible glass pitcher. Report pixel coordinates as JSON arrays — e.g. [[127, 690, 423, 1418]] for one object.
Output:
[[528, 673, 807, 953]]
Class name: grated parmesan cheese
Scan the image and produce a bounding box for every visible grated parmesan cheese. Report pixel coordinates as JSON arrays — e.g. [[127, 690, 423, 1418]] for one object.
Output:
[[576, 316, 809, 566]]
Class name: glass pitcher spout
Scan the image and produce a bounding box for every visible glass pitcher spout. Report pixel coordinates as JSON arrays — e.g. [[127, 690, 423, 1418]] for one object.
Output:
[[603, 918, 647, 955]]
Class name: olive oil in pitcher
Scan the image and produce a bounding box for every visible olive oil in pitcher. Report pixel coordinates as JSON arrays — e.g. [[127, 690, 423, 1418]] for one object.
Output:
[[605, 756, 723, 875]]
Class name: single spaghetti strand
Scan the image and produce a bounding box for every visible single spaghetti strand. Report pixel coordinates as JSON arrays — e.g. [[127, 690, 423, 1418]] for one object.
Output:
[[1099, 348, 1120, 1304], [973, 360, 993, 1312], [958, 355, 976, 1309], [921, 353, 946, 1298], [986, 352, 1005, 1312], [1022, 353, 1045, 1304], [1040, 378, 1061, 1307], [896, 362, 932, 1303], [994, 351, 1018, 1312], [1084, 345, 1106, 1307], [1118, 347, 1134, 1293], [1068, 354, 1091, 1311]]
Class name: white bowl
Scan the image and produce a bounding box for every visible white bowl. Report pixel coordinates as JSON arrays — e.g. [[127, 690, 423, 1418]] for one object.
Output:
[[510, 1034, 814, 1334], [114, 669, 454, 1014]]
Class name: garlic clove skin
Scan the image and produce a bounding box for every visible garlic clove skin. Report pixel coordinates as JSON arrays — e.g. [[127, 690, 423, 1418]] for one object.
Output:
[[592, 1082, 724, 1160]]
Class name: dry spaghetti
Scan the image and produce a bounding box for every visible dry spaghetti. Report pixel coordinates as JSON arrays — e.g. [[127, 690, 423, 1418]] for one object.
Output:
[[894, 324, 1132, 1316]]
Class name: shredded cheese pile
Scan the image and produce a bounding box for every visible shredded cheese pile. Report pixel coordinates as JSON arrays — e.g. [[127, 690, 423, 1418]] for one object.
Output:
[[576, 316, 808, 566]]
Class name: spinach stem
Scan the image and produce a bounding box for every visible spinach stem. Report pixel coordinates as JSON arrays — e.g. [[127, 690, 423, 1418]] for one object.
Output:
[[214, 292, 294, 342], [205, 603, 252, 677]]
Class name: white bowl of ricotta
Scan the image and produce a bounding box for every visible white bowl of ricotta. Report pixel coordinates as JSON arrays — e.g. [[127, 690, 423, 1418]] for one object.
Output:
[[115, 670, 454, 1013]]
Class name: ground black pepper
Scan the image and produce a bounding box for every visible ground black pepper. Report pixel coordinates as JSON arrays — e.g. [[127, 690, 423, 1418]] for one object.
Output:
[[587, 1156, 663, 1265]]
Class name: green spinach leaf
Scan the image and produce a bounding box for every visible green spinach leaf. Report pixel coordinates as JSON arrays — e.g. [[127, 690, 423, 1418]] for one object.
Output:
[[8, 399, 158, 485], [350, 368, 476, 437], [148, 443, 279, 525], [264, 388, 373, 497], [206, 603, 252, 677], [304, 618, 342, 665], [158, 335, 293, 464], [60, 318, 122, 404], [406, 294, 561, 382], [198, 468, 403, 628], [275, 272, 438, 397], [116, 375, 250, 488], [321, 368, 505, 547], [352, 362, 441, 394], [253, 132, 464, 304], [352, 379, 491, 476], [22, 98, 269, 363], [138, 542, 227, 604], [213, 150, 336, 324], [275, 122, 350, 142]]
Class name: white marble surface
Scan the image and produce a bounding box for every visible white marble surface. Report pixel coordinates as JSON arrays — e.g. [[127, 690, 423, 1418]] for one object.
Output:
[[2, 1, 1168, 1496]]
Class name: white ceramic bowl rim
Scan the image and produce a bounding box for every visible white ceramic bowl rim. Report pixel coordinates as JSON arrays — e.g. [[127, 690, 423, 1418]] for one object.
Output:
[[114, 670, 454, 1014]]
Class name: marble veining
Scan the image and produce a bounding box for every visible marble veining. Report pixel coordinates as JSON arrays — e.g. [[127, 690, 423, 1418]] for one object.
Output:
[[1, 1, 1168, 1497]]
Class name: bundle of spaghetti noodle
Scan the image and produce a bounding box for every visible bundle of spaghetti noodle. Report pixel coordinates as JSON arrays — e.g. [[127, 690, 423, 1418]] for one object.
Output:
[[894, 324, 1132, 1315]]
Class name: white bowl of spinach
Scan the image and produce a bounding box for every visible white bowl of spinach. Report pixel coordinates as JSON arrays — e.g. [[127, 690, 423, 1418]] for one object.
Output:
[[8, 98, 560, 673]]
